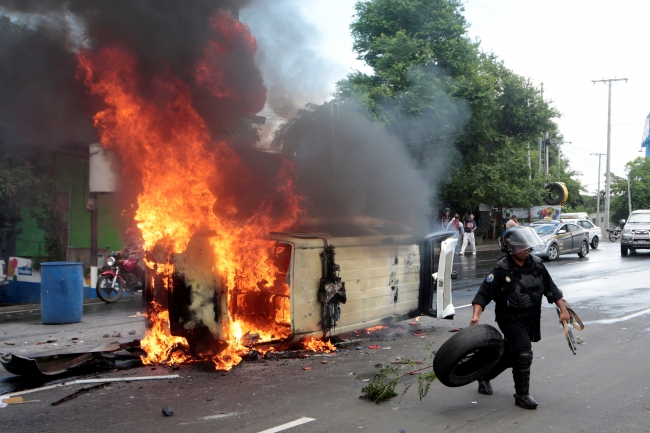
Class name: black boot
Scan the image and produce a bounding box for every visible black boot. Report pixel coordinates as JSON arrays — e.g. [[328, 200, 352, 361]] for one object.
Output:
[[477, 380, 493, 395], [512, 350, 537, 409]]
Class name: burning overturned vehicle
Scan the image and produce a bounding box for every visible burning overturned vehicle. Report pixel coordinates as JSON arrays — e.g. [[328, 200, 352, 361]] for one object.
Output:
[[143, 218, 458, 370], [0, 1, 460, 372]]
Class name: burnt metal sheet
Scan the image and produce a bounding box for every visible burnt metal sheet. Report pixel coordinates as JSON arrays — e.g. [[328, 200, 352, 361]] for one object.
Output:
[[0, 340, 142, 376]]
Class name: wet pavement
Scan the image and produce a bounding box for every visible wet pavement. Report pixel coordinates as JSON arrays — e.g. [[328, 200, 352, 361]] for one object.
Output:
[[1, 240, 649, 432]]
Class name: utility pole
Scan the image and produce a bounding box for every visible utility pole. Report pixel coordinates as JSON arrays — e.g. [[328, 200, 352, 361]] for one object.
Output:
[[592, 77, 628, 230], [557, 142, 571, 174], [591, 152, 605, 226], [627, 171, 633, 215], [544, 132, 550, 179], [527, 143, 531, 180], [537, 137, 542, 174]]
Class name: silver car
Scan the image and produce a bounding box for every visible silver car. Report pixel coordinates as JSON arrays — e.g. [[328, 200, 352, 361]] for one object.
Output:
[[530, 221, 590, 261], [621, 210, 650, 256]]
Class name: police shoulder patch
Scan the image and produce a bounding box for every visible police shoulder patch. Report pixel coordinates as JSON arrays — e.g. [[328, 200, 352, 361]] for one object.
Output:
[[486, 273, 494, 283]]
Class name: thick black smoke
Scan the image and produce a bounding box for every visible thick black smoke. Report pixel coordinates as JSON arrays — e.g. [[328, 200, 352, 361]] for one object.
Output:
[[0, 0, 261, 155], [273, 102, 433, 234], [0, 15, 95, 156]]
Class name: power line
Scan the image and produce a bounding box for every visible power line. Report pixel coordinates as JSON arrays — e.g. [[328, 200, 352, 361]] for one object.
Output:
[[467, 0, 535, 35]]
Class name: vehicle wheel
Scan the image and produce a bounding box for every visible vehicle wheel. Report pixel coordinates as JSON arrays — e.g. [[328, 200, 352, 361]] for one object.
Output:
[[591, 236, 599, 249], [96, 275, 124, 303], [621, 245, 629, 256], [609, 232, 617, 242], [630, 248, 637, 256], [548, 244, 559, 261], [433, 324, 504, 387], [578, 241, 589, 258]]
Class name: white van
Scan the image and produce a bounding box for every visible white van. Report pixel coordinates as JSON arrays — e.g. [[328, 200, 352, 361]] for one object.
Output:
[[560, 212, 588, 221]]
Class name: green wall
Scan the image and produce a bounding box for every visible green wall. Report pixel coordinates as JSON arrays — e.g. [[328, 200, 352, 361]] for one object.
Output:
[[15, 152, 124, 257]]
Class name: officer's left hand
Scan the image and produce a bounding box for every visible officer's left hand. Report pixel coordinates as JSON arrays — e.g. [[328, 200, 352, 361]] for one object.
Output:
[[558, 310, 570, 324]]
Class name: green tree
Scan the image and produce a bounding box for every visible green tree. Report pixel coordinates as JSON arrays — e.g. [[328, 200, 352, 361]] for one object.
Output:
[[610, 157, 650, 221], [0, 161, 65, 263], [338, 0, 567, 211]]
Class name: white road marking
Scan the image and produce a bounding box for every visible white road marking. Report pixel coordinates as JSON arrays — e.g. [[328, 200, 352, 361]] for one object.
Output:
[[589, 307, 650, 324], [455, 304, 472, 309], [257, 417, 316, 433]]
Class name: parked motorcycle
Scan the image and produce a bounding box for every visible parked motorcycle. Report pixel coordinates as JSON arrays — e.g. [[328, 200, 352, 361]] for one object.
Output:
[[606, 227, 622, 242], [96, 247, 142, 303]]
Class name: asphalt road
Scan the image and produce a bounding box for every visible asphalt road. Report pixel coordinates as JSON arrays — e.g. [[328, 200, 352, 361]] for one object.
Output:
[[1, 240, 650, 432]]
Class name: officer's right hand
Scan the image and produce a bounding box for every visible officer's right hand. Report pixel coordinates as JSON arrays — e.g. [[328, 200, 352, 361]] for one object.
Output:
[[469, 316, 479, 326]]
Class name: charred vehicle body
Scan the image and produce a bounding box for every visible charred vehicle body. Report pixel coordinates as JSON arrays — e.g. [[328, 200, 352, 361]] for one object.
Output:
[[144, 218, 457, 356]]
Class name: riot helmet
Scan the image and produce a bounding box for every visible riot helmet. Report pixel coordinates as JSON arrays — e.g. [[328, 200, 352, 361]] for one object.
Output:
[[502, 226, 544, 254]]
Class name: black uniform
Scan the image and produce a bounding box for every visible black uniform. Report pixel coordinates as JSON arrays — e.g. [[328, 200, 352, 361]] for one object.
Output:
[[472, 253, 563, 395]]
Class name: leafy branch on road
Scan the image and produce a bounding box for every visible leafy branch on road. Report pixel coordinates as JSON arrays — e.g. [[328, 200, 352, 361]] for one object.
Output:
[[360, 341, 437, 404]]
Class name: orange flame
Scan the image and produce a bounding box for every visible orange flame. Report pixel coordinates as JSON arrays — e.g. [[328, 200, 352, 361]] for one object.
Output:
[[365, 325, 388, 334], [302, 337, 336, 353], [77, 13, 302, 371], [140, 302, 190, 366]]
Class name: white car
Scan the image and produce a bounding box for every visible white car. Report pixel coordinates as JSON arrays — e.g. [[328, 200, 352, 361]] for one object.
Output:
[[573, 219, 602, 249]]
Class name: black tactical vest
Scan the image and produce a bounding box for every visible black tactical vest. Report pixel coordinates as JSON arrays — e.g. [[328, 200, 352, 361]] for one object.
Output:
[[496, 256, 545, 313]]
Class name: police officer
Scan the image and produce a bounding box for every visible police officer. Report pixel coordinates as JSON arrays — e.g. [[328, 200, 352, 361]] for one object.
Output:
[[469, 226, 570, 409]]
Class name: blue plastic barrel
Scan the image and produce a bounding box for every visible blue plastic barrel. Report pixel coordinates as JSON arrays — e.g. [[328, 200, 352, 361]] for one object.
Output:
[[40, 262, 84, 324]]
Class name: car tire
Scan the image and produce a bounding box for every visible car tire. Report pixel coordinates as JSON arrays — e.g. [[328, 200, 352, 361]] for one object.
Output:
[[630, 248, 637, 255], [433, 324, 504, 388], [621, 245, 629, 256], [578, 240, 589, 258], [591, 236, 599, 249], [543, 182, 568, 206], [548, 244, 559, 261]]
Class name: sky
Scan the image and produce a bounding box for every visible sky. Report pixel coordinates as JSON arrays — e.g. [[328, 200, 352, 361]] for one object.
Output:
[[281, 0, 650, 195]]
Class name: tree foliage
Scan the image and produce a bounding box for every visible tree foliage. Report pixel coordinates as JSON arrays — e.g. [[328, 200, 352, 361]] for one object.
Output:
[[337, 0, 574, 210], [273, 0, 582, 215], [610, 157, 650, 221], [0, 160, 65, 262]]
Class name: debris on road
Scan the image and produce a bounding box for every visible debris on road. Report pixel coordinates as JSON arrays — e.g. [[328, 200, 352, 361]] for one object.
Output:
[[112, 332, 122, 338], [390, 360, 423, 365], [1, 396, 40, 405], [449, 328, 463, 332], [367, 345, 381, 350], [162, 406, 174, 417], [2, 375, 180, 400], [129, 312, 145, 318], [303, 367, 312, 371], [51, 383, 110, 406], [0, 340, 144, 376], [4, 342, 15, 346], [412, 331, 427, 336], [102, 334, 110, 338], [128, 330, 136, 335], [576, 336, 584, 344]]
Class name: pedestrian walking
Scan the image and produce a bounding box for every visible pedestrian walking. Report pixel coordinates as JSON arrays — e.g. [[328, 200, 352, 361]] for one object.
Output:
[[446, 214, 464, 253], [441, 208, 451, 231], [460, 214, 477, 255], [469, 226, 570, 409]]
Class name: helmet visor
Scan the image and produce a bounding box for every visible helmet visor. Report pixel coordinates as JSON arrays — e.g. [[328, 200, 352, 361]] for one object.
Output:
[[506, 227, 545, 253]]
